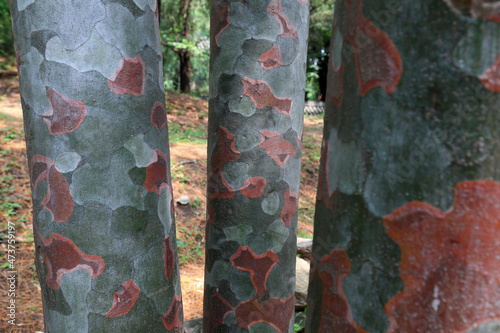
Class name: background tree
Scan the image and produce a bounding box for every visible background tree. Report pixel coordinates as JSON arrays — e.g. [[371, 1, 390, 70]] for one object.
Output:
[[160, 0, 210, 95], [203, 0, 309, 332], [306, 0, 335, 101], [307, 0, 500, 332], [10, 0, 183, 331]]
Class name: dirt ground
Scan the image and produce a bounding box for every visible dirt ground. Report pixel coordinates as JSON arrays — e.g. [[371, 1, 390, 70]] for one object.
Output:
[[0, 77, 322, 331]]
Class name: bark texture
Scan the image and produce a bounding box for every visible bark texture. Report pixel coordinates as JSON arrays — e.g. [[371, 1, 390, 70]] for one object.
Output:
[[307, 0, 500, 332], [203, 0, 309, 332], [10, 0, 182, 331]]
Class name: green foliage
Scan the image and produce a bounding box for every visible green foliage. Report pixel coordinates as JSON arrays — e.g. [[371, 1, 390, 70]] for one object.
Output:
[[306, 0, 335, 100], [0, 1, 14, 57], [160, 0, 209, 96]]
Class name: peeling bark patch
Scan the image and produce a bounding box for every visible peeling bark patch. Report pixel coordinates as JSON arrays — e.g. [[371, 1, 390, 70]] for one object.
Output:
[[235, 295, 295, 333], [42, 88, 87, 135], [479, 53, 500, 92], [318, 249, 367, 332], [163, 295, 183, 331], [153, 0, 159, 21], [267, 0, 298, 38], [443, 0, 500, 22], [344, 0, 402, 96], [108, 56, 145, 96], [230, 246, 279, 298], [151, 102, 167, 129], [208, 170, 236, 200], [383, 180, 500, 333], [208, 127, 240, 200], [326, 64, 344, 107], [259, 45, 283, 70], [242, 78, 293, 116], [259, 130, 295, 168], [31, 155, 74, 223], [213, 2, 230, 45], [210, 127, 241, 170], [144, 149, 170, 194], [205, 293, 235, 333], [15, 50, 22, 74], [39, 233, 105, 290], [164, 236, 175, 281], [105, 280, 140, 317], [280, 189, 298, 227], [240, 177, 267, 198], [297, 0, 308, 4], [317, 140, 334, 209]]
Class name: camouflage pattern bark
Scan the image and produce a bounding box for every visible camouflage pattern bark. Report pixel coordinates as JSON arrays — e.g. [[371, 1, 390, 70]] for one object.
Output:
[[204, 0, 309, 332], [10, 0, 183, 331], [306, 1, 500, 332]]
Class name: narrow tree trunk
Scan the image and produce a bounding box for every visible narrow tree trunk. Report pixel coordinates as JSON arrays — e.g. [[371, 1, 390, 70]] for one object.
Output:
[[307, 0, 500, 332], [10, 0, 183, 331], [179, 50, 191, 93], [203, 0, 309, 332], [179, 0, 192, 94]]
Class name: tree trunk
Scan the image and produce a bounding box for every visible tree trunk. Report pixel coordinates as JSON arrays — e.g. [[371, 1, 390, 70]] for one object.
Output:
[[179, 50, 191, 93], [307, 0, 500, 332], [10, 0, 183, 331], [203, 0, 309, 332], [178, 0, 192, 94]]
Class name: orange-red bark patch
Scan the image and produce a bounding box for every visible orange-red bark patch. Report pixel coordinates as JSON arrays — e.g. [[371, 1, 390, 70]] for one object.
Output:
[[42, 88, 87, 135], [267, 0, 297, 38], [151, 102, 167, 129], [259, 45, 283, 70], [213, 2, 230, 45], [259, 130, 295, 168], [144, 149, 170, 195], [39, 233, 105, 289], [105, 280, 140, 317], [281, 188, 298, 227], [240, 177, 266, 198], [163, 294, 183, 331], [108, 56, 145, 96], [318, 249, 367, 332], [164, 236, 175, 281], [384, 180, 500, 333], [344, 0, 402, 96], [242, 78, 293, 116], [204, 293, 235, 333], [317, 140, 334, 209], [31, 155, 74, 223], [479, 53, 500, 93], [208, 127, 240, 200], [235, 295, 295, 333], [230, 246, 279, 298]]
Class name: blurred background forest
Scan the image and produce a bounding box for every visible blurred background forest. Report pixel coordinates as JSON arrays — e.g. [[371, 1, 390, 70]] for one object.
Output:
[[0, 0, 334, 100]]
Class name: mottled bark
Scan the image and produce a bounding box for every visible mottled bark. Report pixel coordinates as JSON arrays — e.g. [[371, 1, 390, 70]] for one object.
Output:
[[203, 0, 309, 332], [10, 0, 182, 331], [306, 1, 500, 333]]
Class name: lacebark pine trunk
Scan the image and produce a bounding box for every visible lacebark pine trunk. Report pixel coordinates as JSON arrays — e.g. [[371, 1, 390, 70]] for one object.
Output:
[[10, 0, 183, 331], [203, 0, 309, 332], [306, 1, 500, 332]]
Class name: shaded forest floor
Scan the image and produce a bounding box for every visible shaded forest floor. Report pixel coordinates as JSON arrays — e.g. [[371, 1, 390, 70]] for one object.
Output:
[[0, 76, 323, 331]]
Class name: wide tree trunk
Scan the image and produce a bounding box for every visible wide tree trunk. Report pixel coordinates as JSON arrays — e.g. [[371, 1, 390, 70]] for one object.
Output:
[[203, 0, 309, 332], [306, 0, 500, 332], [10, 0, 182, 331]]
